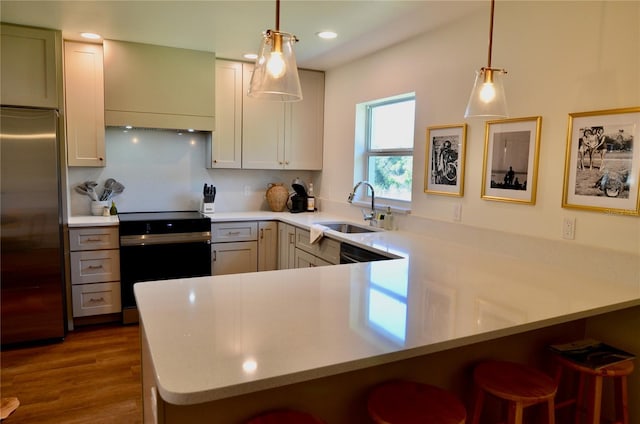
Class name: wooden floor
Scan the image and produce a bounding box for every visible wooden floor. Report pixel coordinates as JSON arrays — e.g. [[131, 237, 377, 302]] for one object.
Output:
[[1, 324, 142, 424]]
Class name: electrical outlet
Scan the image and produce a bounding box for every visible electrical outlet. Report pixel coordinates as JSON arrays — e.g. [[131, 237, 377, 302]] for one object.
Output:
[[453, 204, 462, 222], [562, 217, 576, 240], [244, 185, 251, 196]]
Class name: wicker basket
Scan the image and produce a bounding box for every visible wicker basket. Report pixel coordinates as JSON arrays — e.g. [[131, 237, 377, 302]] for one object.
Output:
[[266, 183, 289, 212]]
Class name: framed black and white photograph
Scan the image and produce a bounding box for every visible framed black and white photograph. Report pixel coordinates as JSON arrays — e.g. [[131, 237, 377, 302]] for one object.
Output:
[[481, 116, 542, 204], [562, 107, 640, 216], [424, 124, 467, 196]]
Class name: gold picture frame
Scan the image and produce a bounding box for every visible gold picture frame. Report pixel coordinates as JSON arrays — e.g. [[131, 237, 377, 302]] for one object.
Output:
[[424, 124, 467, 196], [562, 107, 640, 216], [481, 116, 542, 204]]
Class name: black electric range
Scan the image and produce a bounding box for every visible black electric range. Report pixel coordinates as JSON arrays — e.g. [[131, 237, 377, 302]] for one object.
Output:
[[118, 211, 212, 324]]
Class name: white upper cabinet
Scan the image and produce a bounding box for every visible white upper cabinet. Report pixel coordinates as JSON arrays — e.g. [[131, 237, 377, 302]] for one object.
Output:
[[209, 60, 243, 168], [285, 69, 324, 170], [1, 23, 60, 109], [64, 41, 106, 167], [241, 63, 324, 170], [103, 40, 215, 131]]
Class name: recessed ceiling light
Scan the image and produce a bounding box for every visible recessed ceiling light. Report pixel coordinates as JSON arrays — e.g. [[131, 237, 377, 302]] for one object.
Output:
[[244, 53, 258, 60], [317, 31, 337, 40], [81, 32, 102, 40]]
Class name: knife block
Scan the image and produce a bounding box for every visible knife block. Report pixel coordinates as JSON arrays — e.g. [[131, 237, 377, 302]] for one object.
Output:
[[201, 201, 215, 214]]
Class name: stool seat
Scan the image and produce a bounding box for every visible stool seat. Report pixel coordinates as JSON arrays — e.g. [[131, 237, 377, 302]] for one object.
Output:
[[246, 409, 325, 424], [472, 360, 557, 424], [367, 380, 467, 424], [553, 354, 634, 378], [553, 352, 634, 424]]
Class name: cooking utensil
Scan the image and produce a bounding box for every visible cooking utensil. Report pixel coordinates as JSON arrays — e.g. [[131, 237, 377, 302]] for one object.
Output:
[[75, 184, 98, 201], [100, 178, 116, 201]]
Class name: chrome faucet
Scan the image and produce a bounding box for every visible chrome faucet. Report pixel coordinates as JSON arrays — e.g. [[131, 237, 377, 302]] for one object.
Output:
[[348, 181, 377, 226]]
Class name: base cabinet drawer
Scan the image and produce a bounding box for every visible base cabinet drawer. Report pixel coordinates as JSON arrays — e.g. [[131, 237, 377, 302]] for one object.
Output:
[[72, 282, 121, 317], [212, 222, 258, 242], [69, 227, 119, 250], [70, 250, 120, 284]]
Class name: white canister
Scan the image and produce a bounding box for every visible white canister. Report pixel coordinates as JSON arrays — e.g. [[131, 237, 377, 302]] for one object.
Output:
[[90, 200, 109, 216]]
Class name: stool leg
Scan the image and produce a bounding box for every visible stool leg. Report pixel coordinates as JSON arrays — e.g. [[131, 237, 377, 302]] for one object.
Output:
[[575, 371, 586, 424], [507, 401, 524, 424], [587, 375, 604, 424], [613, 375, 629, 424], [471, 386, 485, 424], [547, 398, 556, 424]]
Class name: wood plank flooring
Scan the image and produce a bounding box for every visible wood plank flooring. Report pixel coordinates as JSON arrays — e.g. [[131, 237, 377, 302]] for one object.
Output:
[[1, 324, 142, 424]]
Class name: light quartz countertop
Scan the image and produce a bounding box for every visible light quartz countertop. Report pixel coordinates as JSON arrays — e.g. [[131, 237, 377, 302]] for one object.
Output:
[[68, 215, 119, 227], [133, 211, 640, 406]]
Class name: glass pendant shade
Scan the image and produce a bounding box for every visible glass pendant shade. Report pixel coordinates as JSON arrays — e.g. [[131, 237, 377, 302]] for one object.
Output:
[[464, 68, 508, 118], [248, 30, 303, 102]]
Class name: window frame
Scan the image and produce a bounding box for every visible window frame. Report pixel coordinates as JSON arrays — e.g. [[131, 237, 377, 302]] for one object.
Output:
[[358, 93, 416, 207]]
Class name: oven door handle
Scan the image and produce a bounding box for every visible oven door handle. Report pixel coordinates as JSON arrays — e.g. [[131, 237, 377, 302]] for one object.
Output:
[[120, 232, 211, 246]]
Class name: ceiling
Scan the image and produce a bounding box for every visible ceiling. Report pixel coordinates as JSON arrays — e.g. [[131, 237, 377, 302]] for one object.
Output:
[[0, 0, 484, 71]]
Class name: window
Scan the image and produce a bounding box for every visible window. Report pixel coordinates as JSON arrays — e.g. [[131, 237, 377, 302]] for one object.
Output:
[[356, 93, 415, 205]]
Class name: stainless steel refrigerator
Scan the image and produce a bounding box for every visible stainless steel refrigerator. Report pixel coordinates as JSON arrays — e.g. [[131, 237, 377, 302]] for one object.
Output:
[[1, 107, 66, 345]]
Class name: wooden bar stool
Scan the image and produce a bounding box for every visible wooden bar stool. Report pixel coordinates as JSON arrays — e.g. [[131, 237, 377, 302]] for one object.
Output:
[[246, 409, 326, 424], [367, 380, 467, 424], [552, 353, 634, 424], [471, 360, 557, 424]]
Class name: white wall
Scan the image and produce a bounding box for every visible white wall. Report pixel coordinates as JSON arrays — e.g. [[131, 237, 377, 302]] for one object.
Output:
[[67, 128, 314, 215], [320, 1, 639, 254]]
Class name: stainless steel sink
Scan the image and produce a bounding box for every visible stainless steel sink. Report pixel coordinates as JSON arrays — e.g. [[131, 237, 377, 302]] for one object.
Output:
[[317, 222, 381, 233]]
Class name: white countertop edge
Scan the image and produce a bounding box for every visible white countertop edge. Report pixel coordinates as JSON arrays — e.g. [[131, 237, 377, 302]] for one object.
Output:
[[155, 298, 640, 406], [68, 215, 119, 227]]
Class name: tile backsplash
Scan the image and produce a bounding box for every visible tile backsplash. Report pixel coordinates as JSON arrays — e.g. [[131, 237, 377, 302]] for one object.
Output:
[[67, 128, 315, 216]]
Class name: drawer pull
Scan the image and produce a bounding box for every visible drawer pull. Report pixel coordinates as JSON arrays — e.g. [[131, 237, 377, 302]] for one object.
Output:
[[88, 297, 105, 303], [87, 265, 104, 270], [226, 231, 241, 235], [86, 238, 102, 242]]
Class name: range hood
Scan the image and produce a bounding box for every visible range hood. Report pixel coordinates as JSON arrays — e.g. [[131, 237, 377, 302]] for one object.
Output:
[[103, 40, 215, 132]]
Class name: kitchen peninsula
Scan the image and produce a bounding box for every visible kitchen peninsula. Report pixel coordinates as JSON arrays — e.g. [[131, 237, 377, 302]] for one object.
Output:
[[135, 212, 639, 424]]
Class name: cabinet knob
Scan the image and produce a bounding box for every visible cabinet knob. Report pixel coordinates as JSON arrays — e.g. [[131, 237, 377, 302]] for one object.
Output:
[[99, 157, 104, 161], [213, 160, 218, 163]]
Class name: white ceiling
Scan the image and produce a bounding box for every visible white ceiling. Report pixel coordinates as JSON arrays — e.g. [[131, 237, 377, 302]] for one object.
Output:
[[0, 0, 484, 71]]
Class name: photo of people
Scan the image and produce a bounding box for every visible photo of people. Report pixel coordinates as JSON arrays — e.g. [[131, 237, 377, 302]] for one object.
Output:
[[425, 124, 466, 197], [573, 124, 633, 199], [430, 135, 459, 186]]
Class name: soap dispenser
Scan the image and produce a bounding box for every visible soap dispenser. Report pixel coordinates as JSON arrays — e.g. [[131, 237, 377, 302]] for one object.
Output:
[[384, 206, 394, 230]]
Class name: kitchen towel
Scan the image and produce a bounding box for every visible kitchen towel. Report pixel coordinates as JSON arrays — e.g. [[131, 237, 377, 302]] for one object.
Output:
[[310, 224, 327, 244]]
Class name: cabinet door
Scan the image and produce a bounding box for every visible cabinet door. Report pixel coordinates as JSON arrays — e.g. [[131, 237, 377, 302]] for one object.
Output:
[[210, 60, 242, 168], [258, 221, 278, 271], [294, 248, 332, 268], [278, 223, 297, 270], [241, 63, 286, 169], [211, 241, 258, 275], [1, 24, 59, 108], [285, 69, 324, 170], [64, 41, 106, 167]]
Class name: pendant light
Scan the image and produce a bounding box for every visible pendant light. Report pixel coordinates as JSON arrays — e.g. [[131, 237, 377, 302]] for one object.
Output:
[[464, 0, 508, 118], [247, 0, 303, 102]]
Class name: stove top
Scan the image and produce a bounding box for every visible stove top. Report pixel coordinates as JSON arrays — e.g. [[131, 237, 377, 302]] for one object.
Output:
[[118, 211, 211, 235]]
